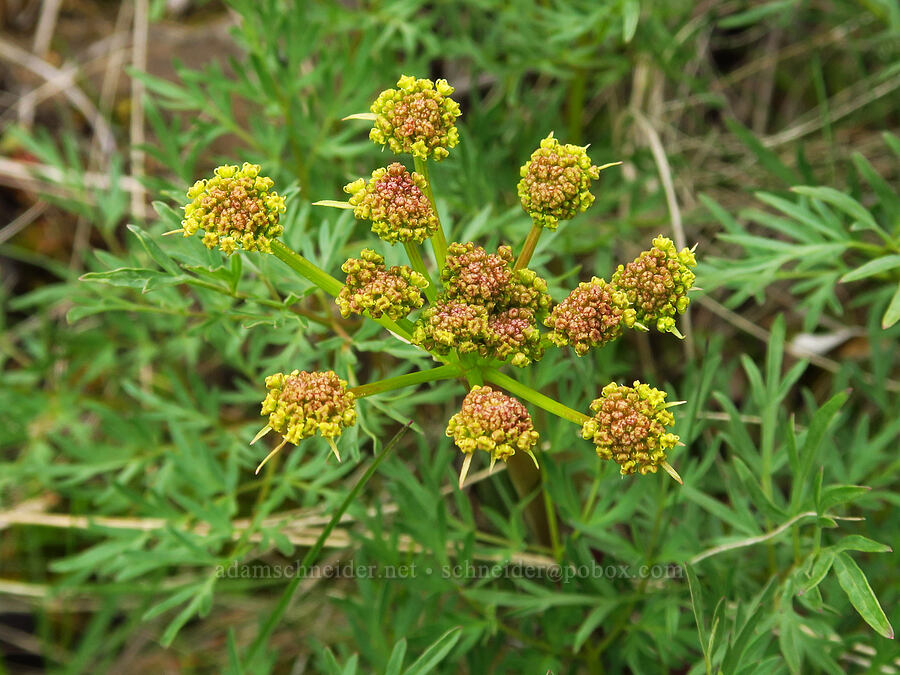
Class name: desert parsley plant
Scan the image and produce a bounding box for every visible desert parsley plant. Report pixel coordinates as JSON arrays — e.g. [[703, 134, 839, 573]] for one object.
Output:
[[169, 76, 697, 493]]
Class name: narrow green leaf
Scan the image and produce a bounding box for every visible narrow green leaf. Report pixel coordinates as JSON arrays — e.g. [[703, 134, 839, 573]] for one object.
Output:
[[840, 255, 900, 282], [798, 551, 834, 595], [572, 601, 617, 652], [832, 552, 894, 639], [725, 118, 799, 184], [779, 611, 803, 674], [128, 223, 182, 276], [385, 639, 407, 675], [791, 186, 879, 232], [402, 626, 462, 675], [791, 391, 848, 510], [830, 535, 892, 555], [685, 564, 709, 657], [622, 0, 640, 42], [818, 485, 870, 512], [882, 282, 900, 329]]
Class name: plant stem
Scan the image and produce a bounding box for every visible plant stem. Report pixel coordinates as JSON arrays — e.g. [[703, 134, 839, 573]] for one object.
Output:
[[515, 220, 543, 270], [244, 423, 410, 664], [403, 241, 437, 303], [349, 364, 461, 398], [270, 239, 413, 341], [483, 368, 590, 427], [413, 156, 448, 269], [270, 239, 343, 297]]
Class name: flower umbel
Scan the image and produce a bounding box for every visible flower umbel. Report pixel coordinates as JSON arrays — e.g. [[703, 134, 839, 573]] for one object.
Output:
[[446, 386, 540, 487], [369, 76, 461, 160], [338, 249, 428, 321], [254, 370, 357, 472], [611, 235, 697, 337], [182, 163, 285, 255], [517, 133, 601, 230], [344, 163, 439, 244], [580, 381, 679, 476], [545, 277, 634, 355]]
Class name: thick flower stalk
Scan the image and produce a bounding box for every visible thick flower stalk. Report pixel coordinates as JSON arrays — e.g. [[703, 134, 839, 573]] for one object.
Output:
[[446, 386, 540, 487], [338, 249, 428, 321], [344, 163, 439, 245], [369, 76, 461, 161], [580, 381, 679, 476], [254, 370, 357, 471], [611, 235, 697, 337], [517, 133, 601, 231], [545, 277, 635, 355], [181, 163, 285, 254]]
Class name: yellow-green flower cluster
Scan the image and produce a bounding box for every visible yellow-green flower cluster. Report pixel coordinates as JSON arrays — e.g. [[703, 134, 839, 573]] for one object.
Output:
[[611, 236, 696, 336], [260, 370, 357, 444], [338, 249, 428, 321], [344, 163, 439, 244], [517, 133, 601, 230], [545, 277, 635, 355], [581, 381, 679, 476], [369, 76, 461, 160], [182, 163, 285, 255], [446, 386, 539, 465]]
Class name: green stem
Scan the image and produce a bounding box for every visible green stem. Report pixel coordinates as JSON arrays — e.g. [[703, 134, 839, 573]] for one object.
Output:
[[514, 220, 543, 270], [270, 239, 412, 341], [403, 241, 437, 303], [413, 156, 448, 269], [483, 368, 589, 427], [270, 239, 343, 297], [350, 364, 460, 398], [244, 424, 410, 665]]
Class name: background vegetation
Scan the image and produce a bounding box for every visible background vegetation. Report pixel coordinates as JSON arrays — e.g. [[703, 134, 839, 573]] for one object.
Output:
[[1, 0, 898, 672]]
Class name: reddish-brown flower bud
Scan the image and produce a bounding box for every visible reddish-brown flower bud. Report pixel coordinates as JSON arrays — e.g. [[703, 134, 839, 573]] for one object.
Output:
[[581, 381, 679, 476], [545, 277, 633, 355], [517, 133, 602, 230], [344, 163, 439, 244], [611, 236, 697, 337], [447, 386, 539, 486]]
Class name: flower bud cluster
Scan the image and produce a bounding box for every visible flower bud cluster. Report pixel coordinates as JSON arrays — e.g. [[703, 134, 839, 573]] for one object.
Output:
[[611, 236, 697, 336], [338, 249, 428, 321], [345, 163, 439, 244], [261, 370, 357, 444], [413, 243, 551, 366], [182, 163, 285, 255], [440, 243, 553, 316], [446, 386, 539, 464], [517, 133, 601, 230], [580, 381, 679, 475], [411, 301, 490, 355], [545, 277, 635, 355], [369, 76, 461, 161]]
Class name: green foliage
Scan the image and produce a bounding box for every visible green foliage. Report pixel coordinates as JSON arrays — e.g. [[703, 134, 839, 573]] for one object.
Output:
[[2, 0, 898, 673]]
